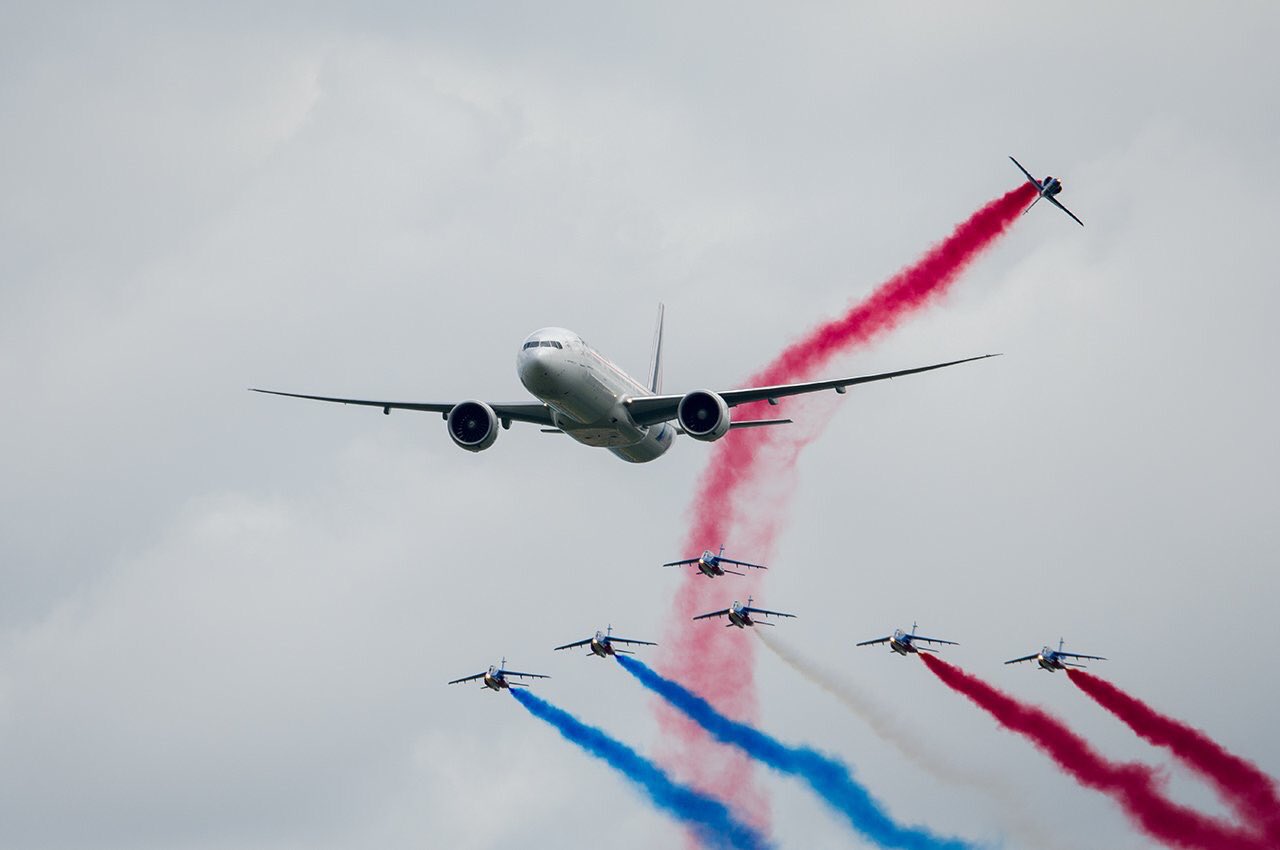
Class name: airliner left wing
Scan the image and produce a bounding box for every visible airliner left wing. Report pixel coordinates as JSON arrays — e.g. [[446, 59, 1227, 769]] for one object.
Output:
[[625, 354, 997, 427]]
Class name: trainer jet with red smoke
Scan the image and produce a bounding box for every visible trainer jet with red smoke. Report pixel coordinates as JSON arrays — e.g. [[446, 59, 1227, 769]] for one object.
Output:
[[693, 596, 796, 629], [1006, 638, 1106, 672], [1010, 155, 1085, 226], [663, 545, 767, 578], [554, 625, 657, 658], [856, 622, 958, 656], [252, 305, 996, 464], [447, 658, 549, 691]]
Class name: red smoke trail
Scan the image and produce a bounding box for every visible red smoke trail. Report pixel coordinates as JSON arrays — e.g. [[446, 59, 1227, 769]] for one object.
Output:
[[654, 183, 1039, 831], [920, 654, 1268, 850], [1067, 669, 1280, 844]]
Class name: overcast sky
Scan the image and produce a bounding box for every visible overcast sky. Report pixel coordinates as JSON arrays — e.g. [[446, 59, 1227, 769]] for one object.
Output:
[[3, 3, 1279, 848]]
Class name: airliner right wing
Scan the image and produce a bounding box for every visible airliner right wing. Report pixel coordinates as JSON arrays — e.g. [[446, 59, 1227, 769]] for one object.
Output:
[[249, 389, 556, 426], [624, 354, 997, 428]]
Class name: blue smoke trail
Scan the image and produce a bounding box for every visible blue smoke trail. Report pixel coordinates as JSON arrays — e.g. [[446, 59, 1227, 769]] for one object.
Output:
[[616, 656, 983, 850], [509, 688, 772, 850]]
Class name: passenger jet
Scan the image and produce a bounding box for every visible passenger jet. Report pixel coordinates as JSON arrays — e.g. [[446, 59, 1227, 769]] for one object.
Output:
[[253, 306, 995, 464]]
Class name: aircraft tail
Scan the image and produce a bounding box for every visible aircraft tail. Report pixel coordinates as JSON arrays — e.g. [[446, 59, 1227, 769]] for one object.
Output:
[[647, 303, 665, 394]]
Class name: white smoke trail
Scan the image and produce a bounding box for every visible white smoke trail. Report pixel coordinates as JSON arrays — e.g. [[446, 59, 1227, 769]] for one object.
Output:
[[756, 630, 1070, 850]]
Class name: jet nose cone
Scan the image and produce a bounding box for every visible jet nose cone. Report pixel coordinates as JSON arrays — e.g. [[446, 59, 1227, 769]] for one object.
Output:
[[518, 348, 559, 394]]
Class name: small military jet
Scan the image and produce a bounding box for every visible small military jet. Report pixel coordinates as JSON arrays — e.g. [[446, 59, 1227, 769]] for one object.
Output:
[[1010, 155, 1084, 226], [693, 596, 796, 629], [447, 658, 550, 690], [856, 622, 958, 656], [1005, 638, 1106, 672], [663, 545, 767, 578], [554, 625, 657, 658]]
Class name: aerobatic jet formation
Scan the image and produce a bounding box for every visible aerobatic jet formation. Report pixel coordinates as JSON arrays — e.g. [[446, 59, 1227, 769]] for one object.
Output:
[[1009, 155, 1085, 226], [554, 625, 657, 658], [448, 659, 550, 690], [857, 622, 958, 656], [1005, 639, 1106, 672], [252, 305, 996, 463], [693, 596, 796, 629], [663, 545, 767, 578]]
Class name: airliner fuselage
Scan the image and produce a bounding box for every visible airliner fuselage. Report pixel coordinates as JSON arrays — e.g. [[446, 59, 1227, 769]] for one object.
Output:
[[517, 327, 675, 463]]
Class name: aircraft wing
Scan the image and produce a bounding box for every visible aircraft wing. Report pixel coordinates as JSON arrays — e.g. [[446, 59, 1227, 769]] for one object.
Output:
[[624, 355, 997, 428], [553, 638, 592, 651], [1004, 654, 1038, 665], [501, 670, 550, 679], [1044, 194, 1085, 226], [249, 389, 556, 427], [662, 558, 700, 567], [745, 607, 796, 619], [856, 636, 891, 646], [721, 557, 767, 570], [692, 609, 731, 621], [1008, 155, 1039, 186], [611, 637, 658, 647], [1058, 652, 1106, 661], [912, 635, 959, 646], [447, 672, 485, 685]]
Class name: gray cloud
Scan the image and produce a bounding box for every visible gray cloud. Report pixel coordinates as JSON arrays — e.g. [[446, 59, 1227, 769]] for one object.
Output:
[[2, 4, 1278, 848]]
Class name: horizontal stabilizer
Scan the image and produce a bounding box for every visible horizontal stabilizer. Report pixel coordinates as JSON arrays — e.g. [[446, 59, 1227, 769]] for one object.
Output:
[[729, 418, 792, 429]]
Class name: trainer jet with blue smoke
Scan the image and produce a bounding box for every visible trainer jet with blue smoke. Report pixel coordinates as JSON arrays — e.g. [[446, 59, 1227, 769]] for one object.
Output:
[[663, 545, 767, 578], [252, 304, 996, 464], [554, 625, 657, 659], [693, 596, 796, 629], [448, 658, 549, 691], [1009, 155, 1085, 226], [1005, 638, 1106, 672], [857, 622, 958, 656]]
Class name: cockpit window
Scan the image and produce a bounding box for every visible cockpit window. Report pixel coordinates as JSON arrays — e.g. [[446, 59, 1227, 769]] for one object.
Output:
[[523, 340, 563, 349]]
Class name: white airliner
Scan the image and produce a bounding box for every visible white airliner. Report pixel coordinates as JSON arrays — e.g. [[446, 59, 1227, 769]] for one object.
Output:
[[252, 307, 995, 464]]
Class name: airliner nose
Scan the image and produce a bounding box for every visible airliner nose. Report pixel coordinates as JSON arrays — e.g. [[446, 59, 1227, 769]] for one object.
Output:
[[518, 347, 556, 394]]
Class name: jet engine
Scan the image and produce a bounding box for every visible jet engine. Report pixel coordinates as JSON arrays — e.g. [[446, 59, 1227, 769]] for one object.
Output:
[[447, 400, 499, 452], [677, 390, 731, 442]]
